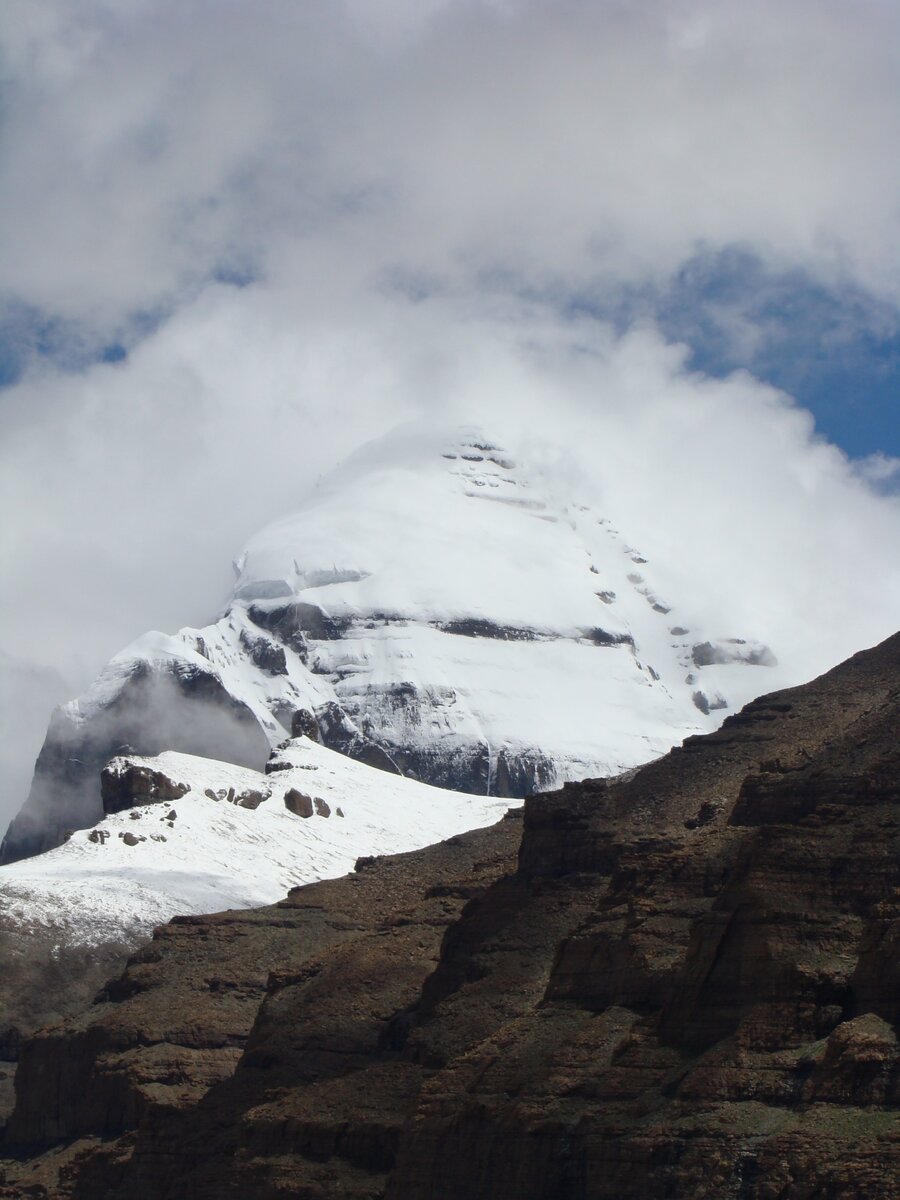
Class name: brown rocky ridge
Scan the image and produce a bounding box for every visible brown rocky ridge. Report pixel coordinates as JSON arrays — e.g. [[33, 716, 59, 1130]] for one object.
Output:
[[1, 632, 898, 1198]]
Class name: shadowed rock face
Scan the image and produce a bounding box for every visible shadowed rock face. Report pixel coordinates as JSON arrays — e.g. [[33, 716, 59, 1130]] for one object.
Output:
[[1, 633, 898, 1199], [0, 663, 270, 865], [311, 692, 558, 796]]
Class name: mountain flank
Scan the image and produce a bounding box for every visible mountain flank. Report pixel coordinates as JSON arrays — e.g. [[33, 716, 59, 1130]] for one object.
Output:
[[2, 426, 781, 865], [1, 631, 898, 1199]]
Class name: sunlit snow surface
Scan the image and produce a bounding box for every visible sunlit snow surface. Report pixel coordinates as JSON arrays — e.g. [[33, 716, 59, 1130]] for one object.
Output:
[[180, 424, 777, 776], [0, 741, 512, 946], [2, 425, 782, 945]]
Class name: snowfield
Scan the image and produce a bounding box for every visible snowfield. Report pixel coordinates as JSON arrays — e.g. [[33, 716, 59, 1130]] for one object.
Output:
[[0, 740, 513, 946]]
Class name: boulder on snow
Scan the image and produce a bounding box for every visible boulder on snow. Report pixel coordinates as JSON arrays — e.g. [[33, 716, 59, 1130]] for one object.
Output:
[[290, 709, 320, 741], [284, 789, 314, 819], [236, 789, 269, 810]]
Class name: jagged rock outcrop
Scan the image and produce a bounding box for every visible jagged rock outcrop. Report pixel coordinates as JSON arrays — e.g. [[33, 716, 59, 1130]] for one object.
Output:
[[2, 633, 897, 1199], [100, 763, 190, 815]]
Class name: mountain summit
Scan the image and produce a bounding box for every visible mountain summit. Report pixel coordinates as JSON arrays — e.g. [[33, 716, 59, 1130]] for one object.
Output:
[[2, 424, 777, 863]]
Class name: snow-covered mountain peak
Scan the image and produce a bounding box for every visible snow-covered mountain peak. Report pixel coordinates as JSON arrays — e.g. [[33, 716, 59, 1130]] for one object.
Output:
[[234, 426, 553, 615], [235, 424, 650, 636], [2, 422, 779, 864]]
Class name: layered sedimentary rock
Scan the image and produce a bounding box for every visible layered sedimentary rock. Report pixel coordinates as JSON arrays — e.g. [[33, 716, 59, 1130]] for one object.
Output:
[[0, 814, 525, 1197], [2, 632, 897, 1199], [0, 930, 132, 1141]]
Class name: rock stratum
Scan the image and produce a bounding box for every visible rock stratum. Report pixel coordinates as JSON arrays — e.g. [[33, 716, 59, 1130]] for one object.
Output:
[[1, 631, 897, 1199]]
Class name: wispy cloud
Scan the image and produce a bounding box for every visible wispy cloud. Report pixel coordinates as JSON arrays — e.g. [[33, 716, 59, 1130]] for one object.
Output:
[[3, 0, 899, 343]]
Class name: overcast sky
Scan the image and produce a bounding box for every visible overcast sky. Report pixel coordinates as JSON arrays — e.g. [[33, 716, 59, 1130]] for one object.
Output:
[[2, 0, 899, 828]]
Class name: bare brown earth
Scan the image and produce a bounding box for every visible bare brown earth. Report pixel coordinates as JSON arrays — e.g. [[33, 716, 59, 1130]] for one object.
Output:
[[1, 632, 898, 1199]]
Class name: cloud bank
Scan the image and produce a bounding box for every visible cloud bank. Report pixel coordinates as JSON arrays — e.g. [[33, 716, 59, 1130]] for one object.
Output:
[[1, 0, 899, 825]]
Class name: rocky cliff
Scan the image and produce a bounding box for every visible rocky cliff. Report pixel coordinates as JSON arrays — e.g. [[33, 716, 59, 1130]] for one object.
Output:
[[1, 632, 897, 1199]]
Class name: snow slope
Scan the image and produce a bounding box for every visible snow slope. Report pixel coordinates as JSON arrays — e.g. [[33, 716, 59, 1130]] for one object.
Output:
[[0, 740, 513, 946], [173, 424, 780, 775]]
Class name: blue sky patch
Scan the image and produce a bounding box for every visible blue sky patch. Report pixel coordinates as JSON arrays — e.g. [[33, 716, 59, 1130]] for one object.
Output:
[[649, 250, 900, 459], [564, 247, 900, 460]]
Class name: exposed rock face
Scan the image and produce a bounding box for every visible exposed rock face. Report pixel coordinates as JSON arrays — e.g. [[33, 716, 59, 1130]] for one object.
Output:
[[691, 638, 778, 668], [0, 814, 524, 1196], [237, 630, 288, 676], [100, 763, 190, 815], [0, 661, 269, 865], [313, 695, 554, 793], [0, 929, 132, 1139], [2, 633, 898, 1199], [290, 708, 320, 740]]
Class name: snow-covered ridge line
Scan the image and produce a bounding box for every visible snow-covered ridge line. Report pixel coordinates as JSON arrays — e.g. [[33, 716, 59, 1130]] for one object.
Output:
[[0, 740, 514, 947]]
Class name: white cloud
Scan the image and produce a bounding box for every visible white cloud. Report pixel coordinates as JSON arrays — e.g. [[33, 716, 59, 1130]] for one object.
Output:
[[2, 0, 900, 335], [853, 451, 900, 488], [1, 0, 899, 825]]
